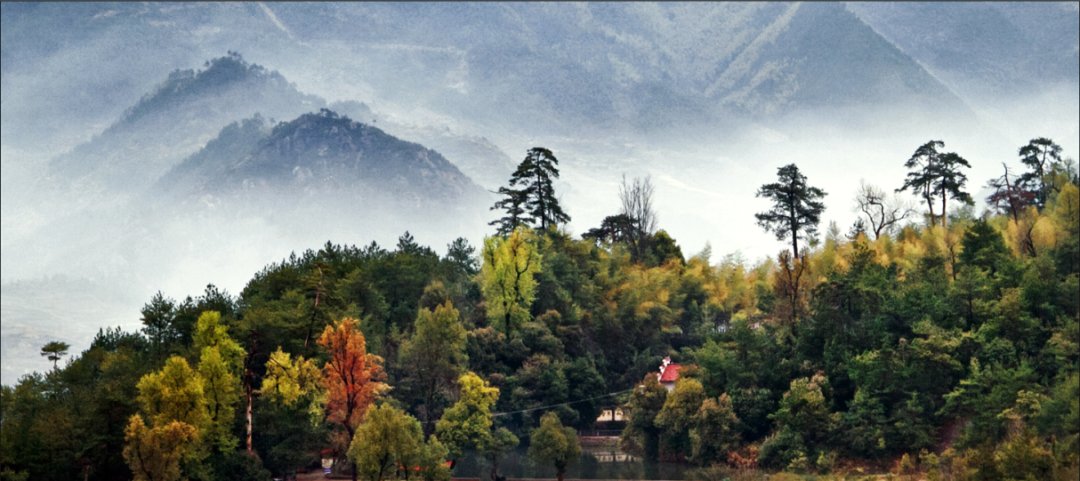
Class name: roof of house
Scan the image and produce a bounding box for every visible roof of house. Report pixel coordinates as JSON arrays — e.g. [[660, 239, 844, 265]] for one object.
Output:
[[659, 363, 681, 383]]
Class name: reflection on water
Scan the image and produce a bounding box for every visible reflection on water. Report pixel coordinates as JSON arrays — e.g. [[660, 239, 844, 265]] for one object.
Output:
[[452, 444, 692, 480]]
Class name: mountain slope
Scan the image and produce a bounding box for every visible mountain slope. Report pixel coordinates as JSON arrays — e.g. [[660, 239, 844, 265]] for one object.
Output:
[[50, 52, 324, 189], [704, 2, 968, 116], [162, 109, 486, 209], [5, 3, 982, 143], [846, 2, 1080, 100]]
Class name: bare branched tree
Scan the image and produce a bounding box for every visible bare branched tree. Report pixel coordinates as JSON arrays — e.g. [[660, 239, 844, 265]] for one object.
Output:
[[986, 162, 1034, 223], [619, 175, 657, 261], [855, 180, 914, 239]]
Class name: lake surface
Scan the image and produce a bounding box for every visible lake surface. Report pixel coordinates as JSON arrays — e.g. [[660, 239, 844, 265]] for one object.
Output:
[[451, 445, 694, 480]]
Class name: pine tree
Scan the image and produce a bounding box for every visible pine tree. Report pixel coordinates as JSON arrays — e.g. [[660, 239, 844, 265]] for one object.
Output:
[[755, 164, 827, 259], [489, 186, 530, 236], [1018, 137, 1064, 208], [897, 140, 973, 228], [491, 147, 570, 233]]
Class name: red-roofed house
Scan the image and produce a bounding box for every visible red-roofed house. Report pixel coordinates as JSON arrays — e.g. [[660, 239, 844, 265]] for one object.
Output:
[[657, 356, 681, 391]]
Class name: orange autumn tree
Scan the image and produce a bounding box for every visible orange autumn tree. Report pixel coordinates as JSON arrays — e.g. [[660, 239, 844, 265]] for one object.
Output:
[[317, 317, 387, 480]]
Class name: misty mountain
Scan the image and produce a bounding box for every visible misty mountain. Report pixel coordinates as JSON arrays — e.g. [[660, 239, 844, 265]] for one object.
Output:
[[697, 2, 968, 116], [326, 100, 516, 191], [261, 2, 972, 132], [161, 109, 487, 210], [50, 52, 323, 191], [847, 2, 1080, 100], [4, 2, 1016, 147]]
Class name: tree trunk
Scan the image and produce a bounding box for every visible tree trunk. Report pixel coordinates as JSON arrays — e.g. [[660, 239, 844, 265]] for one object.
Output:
[[245, 368, 254, 454], [790, 200, 799, 259], [941, 188, 948, 229]]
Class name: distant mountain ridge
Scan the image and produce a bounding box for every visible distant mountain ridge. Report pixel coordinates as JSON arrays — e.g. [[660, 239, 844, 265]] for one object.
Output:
[[162, 109, 485, 209], [11, 2, 1061, 145], [49, 52, 325, 190], [847, 2, 1080, 100]]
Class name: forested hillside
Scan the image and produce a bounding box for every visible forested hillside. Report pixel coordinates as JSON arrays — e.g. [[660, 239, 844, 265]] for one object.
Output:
[[1, 138, 1077, 481]]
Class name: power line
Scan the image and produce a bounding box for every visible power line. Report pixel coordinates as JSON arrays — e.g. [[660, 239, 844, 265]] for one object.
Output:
[[491, 388, 635, 418]]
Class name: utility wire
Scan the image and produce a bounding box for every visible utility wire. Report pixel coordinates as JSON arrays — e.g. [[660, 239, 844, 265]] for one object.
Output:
[[491, 388, 635, 418]]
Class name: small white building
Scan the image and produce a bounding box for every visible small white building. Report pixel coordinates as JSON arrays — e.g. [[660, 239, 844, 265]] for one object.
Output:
[[657, 356, 682, 392]]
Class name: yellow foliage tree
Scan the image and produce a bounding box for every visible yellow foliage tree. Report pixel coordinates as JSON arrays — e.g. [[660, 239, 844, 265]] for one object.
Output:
[[261, 347, 321, 408], [193, 311, 246, 452], [122, 416, 198, 481], [136, 356, 210, 431], [480, 227, 541, 334]]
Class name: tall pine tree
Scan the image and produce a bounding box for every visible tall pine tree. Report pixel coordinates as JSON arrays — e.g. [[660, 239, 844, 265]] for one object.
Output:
[[897, 140, 973, 228], [755, 163, 826, 259], [490, 147, 570, 233], [1018, 137, 1064, 208], [489, 186, 531, 236]]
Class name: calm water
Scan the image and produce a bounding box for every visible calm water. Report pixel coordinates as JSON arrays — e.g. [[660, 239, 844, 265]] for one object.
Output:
[[451, 445, 693, 480]]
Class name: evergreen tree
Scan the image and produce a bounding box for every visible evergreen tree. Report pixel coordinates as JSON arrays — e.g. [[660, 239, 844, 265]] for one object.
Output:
[[755, 163, 827, 258], [489, 186, 530, 236], [582, 214, 636, 245], [39, 341, 70, 370], [493, 147, 571, 232], [897, 140, 973, 228], [1018, 137, 1064, 208]]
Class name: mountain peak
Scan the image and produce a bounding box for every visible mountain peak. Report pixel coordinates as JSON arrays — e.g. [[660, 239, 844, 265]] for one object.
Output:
[[119, 51, 288, 126], [50, 52, 324, 189], [163, 109, 485, 210]]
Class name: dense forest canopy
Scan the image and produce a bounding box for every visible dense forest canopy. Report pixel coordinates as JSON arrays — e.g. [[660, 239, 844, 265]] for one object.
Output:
[[1, 138, 1078, 481]]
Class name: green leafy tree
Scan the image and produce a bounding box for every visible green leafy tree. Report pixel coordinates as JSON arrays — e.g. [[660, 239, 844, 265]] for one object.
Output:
[[434, 371, 518, 481], [760, 372, 834, 470], [755, 163, 827, 258], [527, 412, 581, 481], [482, 428, 519, 481], [993, 426, 1055, 481], [655, 378, 706, 460], [621, 375, 668, 461], [690, 394, 740, 466], [39, 341, 70, 370], [417, 435, 451, 481], [435, 372, 498, 462], [480, 227, 542, 334], [348, 404, 423, 481], [649, 230, 685, 266], [399, 301, 469, 434]]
